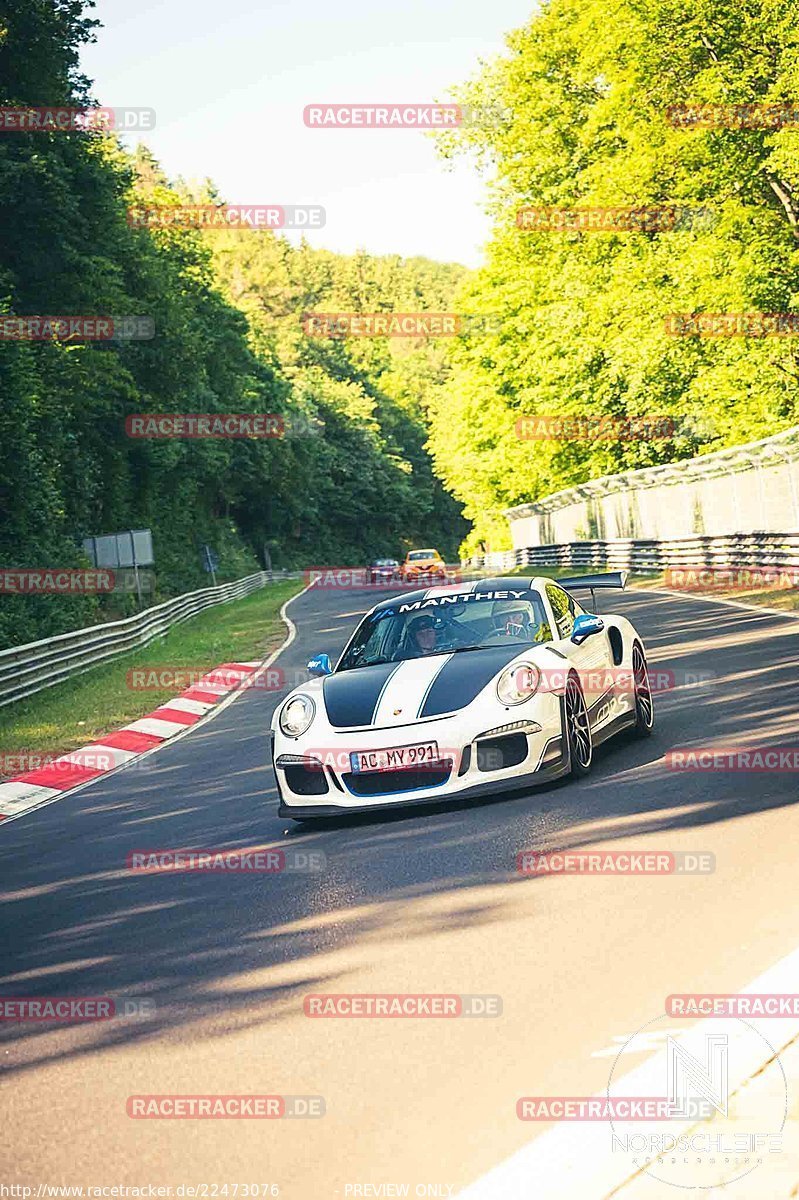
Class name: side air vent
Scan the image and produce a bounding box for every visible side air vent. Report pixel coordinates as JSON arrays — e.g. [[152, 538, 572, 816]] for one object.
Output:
[[476, 734, 528, 772], [608, 626, 624, 666]]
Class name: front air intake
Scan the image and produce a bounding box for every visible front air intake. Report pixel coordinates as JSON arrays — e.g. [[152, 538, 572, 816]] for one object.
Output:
[[476, 734, 528, 772]]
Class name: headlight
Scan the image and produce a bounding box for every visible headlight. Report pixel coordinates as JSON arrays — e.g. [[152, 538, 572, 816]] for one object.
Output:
[[497, 662, 541, 706], [279, 693, 316, 736]]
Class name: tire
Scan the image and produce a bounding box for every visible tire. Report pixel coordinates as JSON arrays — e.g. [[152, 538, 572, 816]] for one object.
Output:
[[631, 641, 655, 737], [565, 674, 593, 777]]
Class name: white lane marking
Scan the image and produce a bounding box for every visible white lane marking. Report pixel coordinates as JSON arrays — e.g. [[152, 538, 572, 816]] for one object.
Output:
[[455, 942, 799, 1200], [0, 582, 313, 827], [372, 655, 453, 726], [158, 697, 214, 716]]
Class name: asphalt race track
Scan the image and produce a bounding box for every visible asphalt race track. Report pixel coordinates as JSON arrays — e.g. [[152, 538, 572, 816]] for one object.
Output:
[[2, 583, 799, 1196]]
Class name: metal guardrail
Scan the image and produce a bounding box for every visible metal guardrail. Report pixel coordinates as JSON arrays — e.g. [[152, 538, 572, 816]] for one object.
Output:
[[467, 532, 799, 576], [0, 570, 299, 709], [5, 535, 794, 711]]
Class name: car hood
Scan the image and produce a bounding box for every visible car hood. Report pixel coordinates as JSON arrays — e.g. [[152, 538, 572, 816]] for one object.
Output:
[[321, 645, 527, 729]]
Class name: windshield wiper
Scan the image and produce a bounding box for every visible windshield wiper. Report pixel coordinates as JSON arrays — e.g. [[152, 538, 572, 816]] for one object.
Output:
[[449, 640, 538, 653], [447, 644, 495, 654]]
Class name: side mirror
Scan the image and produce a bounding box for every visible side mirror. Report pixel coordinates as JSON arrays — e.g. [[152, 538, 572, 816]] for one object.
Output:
[[571, 614, 605, 645], [307, 653, 332, 677]]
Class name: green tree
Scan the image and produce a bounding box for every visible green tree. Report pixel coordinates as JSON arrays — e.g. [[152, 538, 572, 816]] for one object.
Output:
[[432, 0, 799, 551]]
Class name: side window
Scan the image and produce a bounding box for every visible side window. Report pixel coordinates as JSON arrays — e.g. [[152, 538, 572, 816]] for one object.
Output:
[[546, 584, 578, 640]]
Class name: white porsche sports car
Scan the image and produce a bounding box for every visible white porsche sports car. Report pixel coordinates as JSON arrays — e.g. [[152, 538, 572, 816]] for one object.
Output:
[[270, 572, 654, 819]]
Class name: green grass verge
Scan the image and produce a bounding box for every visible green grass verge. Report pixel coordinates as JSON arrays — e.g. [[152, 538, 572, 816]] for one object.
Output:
[[0, 578, 304, 768]]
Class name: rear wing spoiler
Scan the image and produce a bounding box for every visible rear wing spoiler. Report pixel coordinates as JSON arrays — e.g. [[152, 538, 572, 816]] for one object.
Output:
[[558, 571, 628, 592]]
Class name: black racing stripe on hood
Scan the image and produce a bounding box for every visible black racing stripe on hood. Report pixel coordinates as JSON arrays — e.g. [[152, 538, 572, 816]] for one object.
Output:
[[322, 662, 400, 728], [419, 645, 525, 717]]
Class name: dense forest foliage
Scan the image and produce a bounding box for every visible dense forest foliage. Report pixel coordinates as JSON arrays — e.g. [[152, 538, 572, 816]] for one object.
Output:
[[431, 0, 799, 551], [0, 0, 467, 648], [5, 0, 799, 644]]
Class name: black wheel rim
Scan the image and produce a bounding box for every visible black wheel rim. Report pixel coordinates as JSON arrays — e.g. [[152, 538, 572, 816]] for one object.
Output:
[[566, 679, 592, 767], [633, 645, 654, 728]]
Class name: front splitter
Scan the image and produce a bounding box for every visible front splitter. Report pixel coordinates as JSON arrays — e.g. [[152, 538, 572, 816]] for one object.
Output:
[[276, 752, 568, 819]]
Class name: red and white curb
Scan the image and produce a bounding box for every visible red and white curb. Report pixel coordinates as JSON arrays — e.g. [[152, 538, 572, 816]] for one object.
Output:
[[0, 582, 310, 828], [0, 662, 263, 824]]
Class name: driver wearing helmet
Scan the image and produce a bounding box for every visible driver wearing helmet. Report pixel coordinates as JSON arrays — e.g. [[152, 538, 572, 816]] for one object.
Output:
[[491, 601, 535, 640], [407, 613, 439, 656]]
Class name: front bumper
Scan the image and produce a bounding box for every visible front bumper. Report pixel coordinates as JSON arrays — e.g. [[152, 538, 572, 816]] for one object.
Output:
[[400, 568, 447, 583], [275, 759, 567, 818], [271, 696, 568, 818]]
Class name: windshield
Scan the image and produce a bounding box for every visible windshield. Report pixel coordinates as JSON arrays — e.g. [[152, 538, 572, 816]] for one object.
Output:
[[408, 550, 437, 561], [337, 588, 553, 670], [373, 559, 398, 567]]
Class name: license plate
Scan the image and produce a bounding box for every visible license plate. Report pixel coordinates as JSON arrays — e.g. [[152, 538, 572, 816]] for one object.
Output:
[[349, 741, 439, 773]]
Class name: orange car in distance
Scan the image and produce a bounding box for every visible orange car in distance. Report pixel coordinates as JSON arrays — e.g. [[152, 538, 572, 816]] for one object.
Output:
[[399, 548, 448, 583]]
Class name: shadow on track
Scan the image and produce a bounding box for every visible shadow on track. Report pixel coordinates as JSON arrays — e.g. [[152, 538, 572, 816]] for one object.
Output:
[[0, 586, 796, 1076]]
